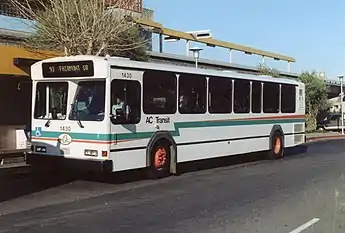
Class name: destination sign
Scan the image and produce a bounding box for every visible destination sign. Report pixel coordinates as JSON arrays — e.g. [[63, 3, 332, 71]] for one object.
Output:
[[42, 60, 94, 78]]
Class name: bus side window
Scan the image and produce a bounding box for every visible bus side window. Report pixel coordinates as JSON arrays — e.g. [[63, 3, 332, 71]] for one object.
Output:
[[281, 84, 296, 113], [110, 79, 141, 125], [263, 82, 279, 113], [179, 74, 206, 114], [143, 71, 177, 114], [234, 79, 250, 114], [208, 77, 232, 114]]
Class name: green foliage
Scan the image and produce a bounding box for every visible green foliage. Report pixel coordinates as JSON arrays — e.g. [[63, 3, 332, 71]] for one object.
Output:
[[257, 63, 280, 77], [299, 71, 329, 114], [298, 71, 330, 131]]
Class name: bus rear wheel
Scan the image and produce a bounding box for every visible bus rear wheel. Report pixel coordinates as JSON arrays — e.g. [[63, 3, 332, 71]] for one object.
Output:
[[148, 141, 171, 179], [267, 131, 284, 160]]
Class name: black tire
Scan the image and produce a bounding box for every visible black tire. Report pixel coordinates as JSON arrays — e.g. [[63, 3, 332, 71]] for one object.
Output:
[[267, 131, 284, 160], [147, 140, 171, 179]]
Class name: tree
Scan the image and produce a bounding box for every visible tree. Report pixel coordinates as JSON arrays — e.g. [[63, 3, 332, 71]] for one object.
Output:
[[299, 71, 330, 131], [257, 62, 280, 78], [8, 0, 149, 60]]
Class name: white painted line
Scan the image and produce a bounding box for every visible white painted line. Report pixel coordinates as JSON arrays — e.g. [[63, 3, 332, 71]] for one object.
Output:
[[289, 218, 320, 233]]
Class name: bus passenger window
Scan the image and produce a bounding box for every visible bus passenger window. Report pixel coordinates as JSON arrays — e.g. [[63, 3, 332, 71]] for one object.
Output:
[[251, 81, 262, 113], [111, 79, 141, 124], [208, 77, 232, 114], [179, 74, 206, 114], [281, 84, 296, 113], [263, 82, 279, 113], [234, 79, 250, 113], [143, 71, 177, 114]]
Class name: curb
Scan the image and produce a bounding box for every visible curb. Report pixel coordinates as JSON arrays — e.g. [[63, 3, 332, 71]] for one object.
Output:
[[0, 162, 32, 177], [306, 135, 345, 143]]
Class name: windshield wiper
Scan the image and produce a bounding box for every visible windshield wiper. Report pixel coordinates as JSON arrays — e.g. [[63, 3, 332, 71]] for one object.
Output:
[[44, 118, 51, 127], [71, 104, 84, 128], [45, 108, 59, 127], [76, 117, 84, 128]]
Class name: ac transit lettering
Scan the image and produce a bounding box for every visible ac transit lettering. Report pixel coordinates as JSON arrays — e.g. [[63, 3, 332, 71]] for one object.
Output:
[[156, 116, 170, 124], [145, 116, 171, 124], [146, 116, 153, 124]]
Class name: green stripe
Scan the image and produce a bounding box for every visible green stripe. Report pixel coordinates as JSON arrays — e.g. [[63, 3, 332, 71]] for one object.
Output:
[[32, 118, 305, 141], [33, 131, 110, 141]]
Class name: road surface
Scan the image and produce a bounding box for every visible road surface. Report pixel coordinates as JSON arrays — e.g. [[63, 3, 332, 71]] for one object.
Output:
[[0, 140, 344, 232]]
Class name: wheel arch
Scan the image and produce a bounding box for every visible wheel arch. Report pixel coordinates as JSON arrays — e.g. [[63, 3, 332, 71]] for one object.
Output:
[[146, 131, 177, 174], [269, 125, 285, 149]]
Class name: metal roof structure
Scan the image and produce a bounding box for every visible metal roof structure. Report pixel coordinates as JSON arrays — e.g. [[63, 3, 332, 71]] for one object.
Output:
[[0, 28, 31, 41], [135, 18, 296, 63], [148, 51, 299, 79], [0, 14, 297, 77], [0, 12, 296, 64]]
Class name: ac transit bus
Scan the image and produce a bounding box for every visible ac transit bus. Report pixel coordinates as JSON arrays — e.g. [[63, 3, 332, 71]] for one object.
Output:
[[27, 55, 305, 178]]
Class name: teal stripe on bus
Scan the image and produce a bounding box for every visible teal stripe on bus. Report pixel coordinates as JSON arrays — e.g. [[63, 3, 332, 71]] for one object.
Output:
[[31, 117, 305, 142]]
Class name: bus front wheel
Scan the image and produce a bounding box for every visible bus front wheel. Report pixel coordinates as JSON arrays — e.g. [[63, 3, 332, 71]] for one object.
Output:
[[148, 140, 171, 179], [267, 131, 284, 160]]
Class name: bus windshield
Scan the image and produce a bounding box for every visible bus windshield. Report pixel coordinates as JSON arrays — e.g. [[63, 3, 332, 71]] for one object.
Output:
[[34, 82, 68, 120], [69, 81, 105, 122]]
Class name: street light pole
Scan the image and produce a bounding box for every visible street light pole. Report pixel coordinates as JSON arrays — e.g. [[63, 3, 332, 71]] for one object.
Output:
[[186, 40, 190, 56], [164, 30, 212, 58], [338, 75, 344, 134], [189, 47, 203, 68]]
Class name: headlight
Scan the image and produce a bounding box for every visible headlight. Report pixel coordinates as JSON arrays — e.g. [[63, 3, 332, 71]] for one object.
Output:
[[84, 149, 98, 157]]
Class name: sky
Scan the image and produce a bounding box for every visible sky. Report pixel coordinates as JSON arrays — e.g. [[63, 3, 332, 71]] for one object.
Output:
[[1, 0, 345, 80], [142, 0, 345, 80]]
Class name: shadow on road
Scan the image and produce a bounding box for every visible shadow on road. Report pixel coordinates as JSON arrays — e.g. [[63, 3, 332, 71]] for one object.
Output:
[[0, 169, 76, 203], [84, 144, 308, 184], [0, 145, 308, 203], [177, 144, 308, 175]]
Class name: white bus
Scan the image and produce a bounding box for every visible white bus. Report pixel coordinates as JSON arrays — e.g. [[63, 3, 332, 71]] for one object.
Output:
[[27, 55, 305, 178]]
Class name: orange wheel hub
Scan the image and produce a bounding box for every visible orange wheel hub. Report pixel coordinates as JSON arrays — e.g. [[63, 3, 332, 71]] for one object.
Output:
[[154, 147, 167, 169], [274, 137, 281, 154]]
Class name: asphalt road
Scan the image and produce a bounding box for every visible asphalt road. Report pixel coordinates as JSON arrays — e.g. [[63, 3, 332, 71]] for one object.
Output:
[[0, 140, 344, 233]]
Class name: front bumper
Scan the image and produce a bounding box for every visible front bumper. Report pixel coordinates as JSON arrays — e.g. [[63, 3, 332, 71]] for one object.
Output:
[[26, 153, 113, 173]]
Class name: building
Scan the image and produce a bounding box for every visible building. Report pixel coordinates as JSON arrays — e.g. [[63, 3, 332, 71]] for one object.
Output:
[[104, 0, 143, 12]]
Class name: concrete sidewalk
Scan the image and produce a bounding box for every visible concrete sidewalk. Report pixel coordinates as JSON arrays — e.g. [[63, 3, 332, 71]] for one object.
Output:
[[306, 132, 345, 142]]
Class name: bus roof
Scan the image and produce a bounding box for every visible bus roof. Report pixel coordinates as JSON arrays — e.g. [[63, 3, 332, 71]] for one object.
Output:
[[110, 56, 302, 85], [32, 55, 302, 85]]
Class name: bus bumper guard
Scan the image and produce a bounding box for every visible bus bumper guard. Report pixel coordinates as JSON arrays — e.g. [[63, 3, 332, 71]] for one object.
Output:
[[26, 153, 113, 173]]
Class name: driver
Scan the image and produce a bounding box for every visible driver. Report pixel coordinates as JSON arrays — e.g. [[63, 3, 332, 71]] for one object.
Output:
[[112, 96, 130, 119]]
